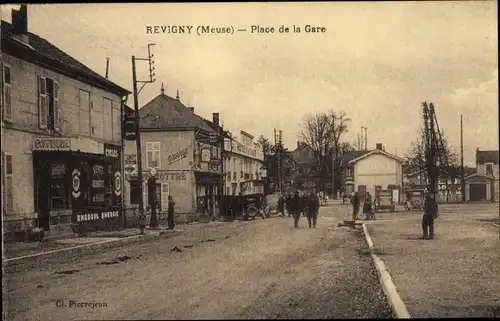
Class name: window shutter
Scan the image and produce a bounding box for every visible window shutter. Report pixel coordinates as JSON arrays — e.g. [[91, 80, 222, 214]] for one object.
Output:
[[53, 81, 60, 131], [4, 153, 13, 213], [161, 183, 169, 212], [3, 66, 12, 122], [38, 76, 48, 129]]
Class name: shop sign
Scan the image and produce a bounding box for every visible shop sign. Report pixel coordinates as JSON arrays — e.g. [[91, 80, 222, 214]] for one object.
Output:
[[144, 171, 187, 181], [104, 145, 120, 158], [33, 138, 71, 151], [168, 148, 189, 165], [76, 210, 120, 222]]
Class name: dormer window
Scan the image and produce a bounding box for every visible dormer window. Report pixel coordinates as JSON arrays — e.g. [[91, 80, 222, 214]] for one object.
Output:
[[485, 163, 493, 176]]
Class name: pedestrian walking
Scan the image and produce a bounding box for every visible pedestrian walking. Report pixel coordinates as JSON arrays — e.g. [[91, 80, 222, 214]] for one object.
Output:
[[421, 190, 438, 240], [306, 192, 319, 228], [285, 193, 293, 217], [351, 192, 360, 221], [404, 190, 412, 211], [364, 192, 374, 220], [290, 191, 303, 228], [167, 195, 175, 230], [277, 194, 285, 218]]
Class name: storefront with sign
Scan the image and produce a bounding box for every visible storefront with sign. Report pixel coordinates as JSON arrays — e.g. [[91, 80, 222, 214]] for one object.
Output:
[[32, 137, 123, 232], [194, 141, 223, 215]]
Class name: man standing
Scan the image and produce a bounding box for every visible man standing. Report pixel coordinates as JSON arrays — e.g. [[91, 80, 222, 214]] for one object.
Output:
[[167, 195, 175, 230], [351, 192, 360, 221], [306, 192, 319, 228], [364, 192, 374, 220], [277, 194, 285, 218], [290, 191, 303, 228], [421, 191, 438, 239]]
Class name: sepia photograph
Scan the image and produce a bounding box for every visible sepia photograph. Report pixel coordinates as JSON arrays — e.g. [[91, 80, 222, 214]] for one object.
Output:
[[1, 2, 499, 320]]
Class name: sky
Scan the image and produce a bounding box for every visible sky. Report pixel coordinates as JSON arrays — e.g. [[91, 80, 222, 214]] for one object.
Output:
[[2, 2, 498, 166]]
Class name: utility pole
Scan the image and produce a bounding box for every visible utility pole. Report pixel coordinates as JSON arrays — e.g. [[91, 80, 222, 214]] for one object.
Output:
[[105, 58, 110, 79], [132, 43, 156, 228], [460, 114, 465, 202], [279, 129, 283, 194], [361, 126, 368, 150]]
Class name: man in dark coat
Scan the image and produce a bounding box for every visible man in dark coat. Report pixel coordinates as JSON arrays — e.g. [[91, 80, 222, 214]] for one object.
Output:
[[421, 191, 438, 239], [306, 192, 319, 228], [167, 195, 175, 230], [351, 192, 360, 221], [290, 191, 303, 228]]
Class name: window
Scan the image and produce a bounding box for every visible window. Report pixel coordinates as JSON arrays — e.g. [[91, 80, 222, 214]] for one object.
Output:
[[38, 76, 60, 131], [79, 90, 91, 135], [3, 65, 12, 122], [161, 183, 169, 212], [146, 142, 161, 168], [345, 168, 354, 178], [103, 98, 113, 141], [129, 179, 142, 205], [2, 152, 13, 213], [485, 163, 493, 176], [345, 184, 354, 194]]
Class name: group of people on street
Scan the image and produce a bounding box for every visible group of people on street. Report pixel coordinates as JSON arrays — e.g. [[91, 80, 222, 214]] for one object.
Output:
[[350, 191, 375, 221], [277, 191, 320, 228], [349, 189, 438, 240]]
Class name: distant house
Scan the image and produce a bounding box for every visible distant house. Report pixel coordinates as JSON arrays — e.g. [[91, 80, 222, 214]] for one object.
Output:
[[465, 149, 499, 202], [403, 167, 476, 203], [342, 143, 405, 202]]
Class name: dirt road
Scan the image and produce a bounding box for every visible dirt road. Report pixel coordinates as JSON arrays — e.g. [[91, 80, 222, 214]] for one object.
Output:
[[3, 206, 391, 320]]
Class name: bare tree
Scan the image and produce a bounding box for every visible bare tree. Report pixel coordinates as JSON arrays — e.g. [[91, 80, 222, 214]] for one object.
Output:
[[405, 131, 459, 177], [299, 112, 332, 167], [298, 110, 351, 194]]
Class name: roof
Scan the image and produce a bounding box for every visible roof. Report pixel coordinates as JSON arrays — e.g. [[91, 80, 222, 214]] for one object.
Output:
[[476, 150, 499, 165], [199, 116, 232, 139], [405, 166, 477, 178], [138, 93, 216, 134], [340, 150, 370, 166], [348, 149, 406, 165], [1, 20, 130, 96], [465, 172, 495, 180]]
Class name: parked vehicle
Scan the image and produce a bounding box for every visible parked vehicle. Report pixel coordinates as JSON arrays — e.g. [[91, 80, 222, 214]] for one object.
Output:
[[264, 192, 281, 217], [374, 189, 395, 212], [222, 193, 267, 220]]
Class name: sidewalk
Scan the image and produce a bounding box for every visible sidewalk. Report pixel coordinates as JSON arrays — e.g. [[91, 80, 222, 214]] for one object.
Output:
[[365, 213, 500, 318], [2, 224, 178, 261]]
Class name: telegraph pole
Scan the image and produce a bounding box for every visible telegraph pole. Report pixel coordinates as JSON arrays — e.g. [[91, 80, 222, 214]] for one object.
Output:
[[278, 130, 283, 194], [105, 58, 110, 79], [361, 126, 368, 150], [132, 43, 156, 228], [460, 114, 465, 202]]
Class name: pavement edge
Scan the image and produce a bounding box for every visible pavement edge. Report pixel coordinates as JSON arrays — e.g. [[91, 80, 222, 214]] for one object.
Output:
[[3, 230, 177, 266], [361, 223, 412, 319]]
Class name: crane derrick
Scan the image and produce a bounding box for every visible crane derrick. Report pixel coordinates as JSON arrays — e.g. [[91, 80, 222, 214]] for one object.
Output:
[[421, 102, 451, 197]]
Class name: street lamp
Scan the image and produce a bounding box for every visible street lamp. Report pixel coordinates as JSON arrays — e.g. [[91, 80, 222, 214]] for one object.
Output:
[[148, 167, 159, 229]]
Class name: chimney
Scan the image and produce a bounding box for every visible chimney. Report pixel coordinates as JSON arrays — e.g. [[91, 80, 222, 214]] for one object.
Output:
[[189, 107, 194, 113], [376, 143, 383, 150], [12, 5, 29, 44], [212, 112, 220, 128]]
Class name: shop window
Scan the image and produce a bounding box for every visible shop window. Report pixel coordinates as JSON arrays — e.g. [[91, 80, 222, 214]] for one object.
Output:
[[129, 178, 142, 205], [161, 183, 169, 212], [3, 65, 12, 123], [2, 152, 13, 213], [79, 159, 115, 208], [146, 142, 161, 168], [50, 162, 68, 209], [38, 76, 60, 131]]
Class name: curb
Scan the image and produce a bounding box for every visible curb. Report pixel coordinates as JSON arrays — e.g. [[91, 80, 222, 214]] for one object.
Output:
[[3, 230, 177, 266], [362, 223, 411, 319]]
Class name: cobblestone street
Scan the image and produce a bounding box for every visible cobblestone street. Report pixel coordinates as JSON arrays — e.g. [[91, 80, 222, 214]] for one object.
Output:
[[3, 205, 391, 320]]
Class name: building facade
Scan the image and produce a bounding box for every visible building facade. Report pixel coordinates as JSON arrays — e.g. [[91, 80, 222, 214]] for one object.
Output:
[[223, 130, 265, 196], [1, 7, 130, 237], [463, 149, 498, 202], [123, 87, 223, 223], [342, 144, 405, 203]]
